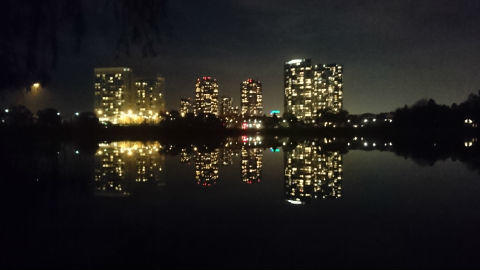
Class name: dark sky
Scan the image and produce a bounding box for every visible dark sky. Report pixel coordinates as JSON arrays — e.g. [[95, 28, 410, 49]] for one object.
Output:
[[9, 0, 480, 115]]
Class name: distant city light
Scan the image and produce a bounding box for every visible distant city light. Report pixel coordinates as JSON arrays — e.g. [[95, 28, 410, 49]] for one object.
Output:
[[286, 59, 304, 65]]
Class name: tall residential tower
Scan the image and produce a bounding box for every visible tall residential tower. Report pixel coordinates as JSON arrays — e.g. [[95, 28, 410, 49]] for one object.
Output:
[[241, 79, 263, 118], [194, 76, 219, 116], [94, 67, 133, 124], [314, 64, 343, 113], [284, 59, 343, 122], [133, 76, 165, 123], [284, 59, 313, 121]]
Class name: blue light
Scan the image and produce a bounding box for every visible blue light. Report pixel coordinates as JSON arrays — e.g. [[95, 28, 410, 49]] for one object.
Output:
[[270, 110, 280, 115]]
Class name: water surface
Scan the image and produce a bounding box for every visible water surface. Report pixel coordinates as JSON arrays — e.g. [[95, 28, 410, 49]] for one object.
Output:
[[1, 136, 480, 269]]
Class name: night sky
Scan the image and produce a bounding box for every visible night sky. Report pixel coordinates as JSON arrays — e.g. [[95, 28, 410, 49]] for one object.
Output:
[[7, 0, 480, 115]]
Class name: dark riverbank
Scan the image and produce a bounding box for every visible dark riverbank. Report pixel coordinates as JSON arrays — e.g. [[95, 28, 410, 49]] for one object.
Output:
[[1, 124, 478, 142]]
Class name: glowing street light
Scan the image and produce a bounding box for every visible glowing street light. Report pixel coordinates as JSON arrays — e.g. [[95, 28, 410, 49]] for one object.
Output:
[[31, 82, 41, 92]]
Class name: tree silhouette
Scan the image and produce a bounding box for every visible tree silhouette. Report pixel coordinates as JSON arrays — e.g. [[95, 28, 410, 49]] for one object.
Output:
[[0, 0, 169, 92], [4, 105, 34, 127], [37, 108, 62, 127]]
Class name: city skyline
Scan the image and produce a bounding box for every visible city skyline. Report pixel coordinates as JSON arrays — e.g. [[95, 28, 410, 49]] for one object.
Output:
[[3, 2, 480, 269], [3, 0, 479, 117], [92, 60, 341, 123]]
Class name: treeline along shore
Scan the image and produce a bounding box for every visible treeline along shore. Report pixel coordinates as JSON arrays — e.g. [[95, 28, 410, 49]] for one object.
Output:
[[1, 91, 480, 143]]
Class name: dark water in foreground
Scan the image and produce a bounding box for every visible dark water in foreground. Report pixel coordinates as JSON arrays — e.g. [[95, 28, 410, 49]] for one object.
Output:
[[1, 136, 480, 269]]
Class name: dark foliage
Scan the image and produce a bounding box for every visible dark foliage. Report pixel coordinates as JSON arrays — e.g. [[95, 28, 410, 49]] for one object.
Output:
[[0, 0, 169, 91], [2, 105, 34, 126], [393, 91, 480, 130], [37, 108, 62, 127], [159, 111, 225, 131]]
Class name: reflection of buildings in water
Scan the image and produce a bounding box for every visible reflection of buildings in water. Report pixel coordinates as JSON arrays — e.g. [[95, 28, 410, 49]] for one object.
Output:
[[133, 143, 164, 183], [219, 148, 234, 166], [194, 150, 220, 187], [241, 147, 263, 184], [180, 148, 194, 164], [240, 135, 262, 146], [284, 142, 343, 204], [94, 141, 164, 196]]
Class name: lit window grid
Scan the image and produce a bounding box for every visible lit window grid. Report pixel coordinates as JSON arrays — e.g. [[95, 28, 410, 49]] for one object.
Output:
[[241, 80, 263, 117], [94, 141, 164, 195], [194, 150, 220, 187], [284, 61, 343, 120], [194, 78, 219, 116], [241, 147, 263, 184], [284, 142, 343, 204]]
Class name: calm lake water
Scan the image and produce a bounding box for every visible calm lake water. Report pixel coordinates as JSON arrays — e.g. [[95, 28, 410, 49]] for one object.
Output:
[[1, 136, 480, 269]]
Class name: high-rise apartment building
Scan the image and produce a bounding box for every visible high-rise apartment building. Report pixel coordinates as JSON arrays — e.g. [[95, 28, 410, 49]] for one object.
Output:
[[314, 64, 343, 113], [241, 79, 263, 118], [133, 76, 165, 123], [94, 67, 167, 124], [284, 59, 343, 121], [180, 97, 193, 117], [94, 67, 133, 124], [284, 59, 313, 121], [219, 96, 237, 119], [194, 76, 219, 116]]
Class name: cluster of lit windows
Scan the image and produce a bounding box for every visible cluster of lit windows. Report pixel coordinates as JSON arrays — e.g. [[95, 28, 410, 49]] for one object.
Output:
[[284, 59, 343, 121], [180, 98, 193, 117], [194, 150, 220, 187], [94, 141, 165, 196], [284, 59, 314, 120], [195, 77, 219, 116], [241, 147, 263, 184], [241, 79, 263, 117], [132, 77, 165, 124], [94, 67, 165, 124], [284, 141, 343, 205], [219, 96, 238, 120], [94, 67, 133, 124], [314, 64, 343, 113]]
